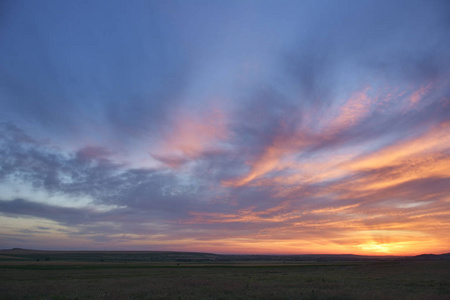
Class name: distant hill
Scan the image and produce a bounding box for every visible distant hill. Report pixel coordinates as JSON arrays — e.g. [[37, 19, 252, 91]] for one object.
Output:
[[410, 253, 450, 260], [1, 248, 449, 262], [0, 248, 224, 263]]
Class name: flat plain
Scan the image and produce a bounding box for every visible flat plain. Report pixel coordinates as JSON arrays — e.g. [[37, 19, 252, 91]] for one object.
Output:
[[1, 249, 449, 300]]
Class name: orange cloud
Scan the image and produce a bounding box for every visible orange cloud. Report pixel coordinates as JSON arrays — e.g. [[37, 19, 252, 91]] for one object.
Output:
[[409, 82, 434, 106], [324, 87, 374, 133], [187, 202, 297, 224], [343, 122, 450, 191], [152, 104, 228, 167], [222, 128, 310, 187], [223, 87, 378, 187]]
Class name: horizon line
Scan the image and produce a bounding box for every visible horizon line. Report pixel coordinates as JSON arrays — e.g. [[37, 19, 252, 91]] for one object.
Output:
[[2, 247, 449, 257]]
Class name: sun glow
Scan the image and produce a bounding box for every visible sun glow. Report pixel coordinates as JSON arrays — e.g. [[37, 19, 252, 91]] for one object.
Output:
[[357, 242, 403, 254]]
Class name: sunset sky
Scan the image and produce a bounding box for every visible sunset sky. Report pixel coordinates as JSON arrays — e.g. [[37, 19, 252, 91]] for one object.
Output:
[[1, 0, 450, 255]]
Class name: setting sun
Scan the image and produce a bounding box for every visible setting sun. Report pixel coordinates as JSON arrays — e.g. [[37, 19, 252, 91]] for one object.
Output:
[[357, 242, 404, 254]]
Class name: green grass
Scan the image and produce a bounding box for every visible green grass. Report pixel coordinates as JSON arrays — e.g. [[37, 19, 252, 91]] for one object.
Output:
[[1, 260, 449, 299]]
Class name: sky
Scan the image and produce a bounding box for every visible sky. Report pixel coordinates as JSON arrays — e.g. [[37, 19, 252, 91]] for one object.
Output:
[[1, 0, 450, 255]]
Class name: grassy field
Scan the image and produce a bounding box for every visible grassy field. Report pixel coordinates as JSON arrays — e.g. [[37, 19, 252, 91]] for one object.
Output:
[[1, 250, 449, 299]]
